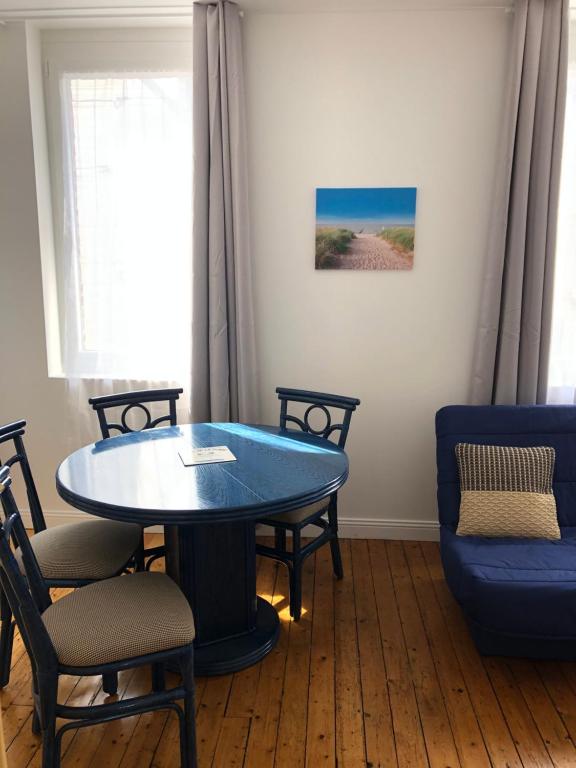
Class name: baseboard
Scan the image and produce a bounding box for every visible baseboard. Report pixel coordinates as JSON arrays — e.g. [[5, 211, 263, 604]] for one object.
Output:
[[335, 517, 439, 540], [30, 509, 439, 541], [257, 517, 439, 541]]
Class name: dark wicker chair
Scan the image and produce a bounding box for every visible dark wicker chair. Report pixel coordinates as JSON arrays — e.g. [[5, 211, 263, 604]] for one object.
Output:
[[0, 463, 197, 768], [256, 388, 360, 621], [0, 421, 141, 692], [88, 388, 183, 571]]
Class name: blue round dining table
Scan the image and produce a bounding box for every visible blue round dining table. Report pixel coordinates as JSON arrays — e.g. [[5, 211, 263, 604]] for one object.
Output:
[[56, 423, 349, 675]]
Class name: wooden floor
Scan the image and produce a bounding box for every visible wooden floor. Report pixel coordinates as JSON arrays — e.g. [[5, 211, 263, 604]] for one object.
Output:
[[5, 537, 576, 767]]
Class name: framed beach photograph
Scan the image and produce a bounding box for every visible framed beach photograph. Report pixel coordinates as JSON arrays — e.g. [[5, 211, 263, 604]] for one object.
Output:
[[315, 187, 417, 270]]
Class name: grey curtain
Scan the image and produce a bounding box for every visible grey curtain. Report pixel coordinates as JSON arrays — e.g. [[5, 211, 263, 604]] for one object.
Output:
[[192, 0, 258, 423], [471, 0, 568, 405]]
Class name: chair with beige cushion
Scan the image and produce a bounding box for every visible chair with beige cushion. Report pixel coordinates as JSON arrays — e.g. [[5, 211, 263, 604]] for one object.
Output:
[[0, 420, 142, 691], [0, 463, 197, 768], [88, 388, 183, 570], [256, 388, 360, 621]]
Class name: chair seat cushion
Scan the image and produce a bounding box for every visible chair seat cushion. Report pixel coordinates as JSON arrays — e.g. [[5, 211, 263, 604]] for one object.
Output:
[[267, 499, 328, 524], [42, 571, 195, 667], [17, 519, 142, 581], [441, 526, 576, 639]]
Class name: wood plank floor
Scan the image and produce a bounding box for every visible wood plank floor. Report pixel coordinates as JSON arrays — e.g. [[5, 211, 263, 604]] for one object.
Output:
[[4, 536, 576, 767]]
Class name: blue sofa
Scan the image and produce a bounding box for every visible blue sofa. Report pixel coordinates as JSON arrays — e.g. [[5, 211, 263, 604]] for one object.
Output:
[[436, 405, 576, 660]]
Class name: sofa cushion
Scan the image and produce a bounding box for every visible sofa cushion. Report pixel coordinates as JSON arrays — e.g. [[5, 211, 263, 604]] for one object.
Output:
[[455, 443, 560, 539], [441, 526, 576, 639]]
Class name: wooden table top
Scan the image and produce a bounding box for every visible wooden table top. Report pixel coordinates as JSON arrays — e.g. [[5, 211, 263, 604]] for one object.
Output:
[[56, 423, 349, 525]]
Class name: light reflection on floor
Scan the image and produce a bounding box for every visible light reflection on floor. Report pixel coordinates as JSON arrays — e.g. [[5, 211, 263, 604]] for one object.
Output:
[[259, 592, 307, 621]]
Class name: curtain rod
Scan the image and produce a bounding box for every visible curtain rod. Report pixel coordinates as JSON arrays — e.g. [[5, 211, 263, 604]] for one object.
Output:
[[245, 5, 513, 12]]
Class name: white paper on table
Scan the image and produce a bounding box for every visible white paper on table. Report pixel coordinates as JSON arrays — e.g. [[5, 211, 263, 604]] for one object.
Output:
[[178, 444, 237, 466]]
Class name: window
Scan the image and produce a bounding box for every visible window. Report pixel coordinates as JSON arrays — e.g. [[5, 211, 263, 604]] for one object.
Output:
[[548, 12, 576, 404], [43, 30, 192, 381]]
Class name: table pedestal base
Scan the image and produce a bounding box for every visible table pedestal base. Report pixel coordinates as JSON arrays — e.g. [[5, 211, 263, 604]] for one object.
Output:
[[193, 597, 279, 676], [165, 521, 280, 676]]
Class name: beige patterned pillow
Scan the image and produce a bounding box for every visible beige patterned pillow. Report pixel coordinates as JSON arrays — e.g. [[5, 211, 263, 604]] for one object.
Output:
[[455, 443, 560, 539]]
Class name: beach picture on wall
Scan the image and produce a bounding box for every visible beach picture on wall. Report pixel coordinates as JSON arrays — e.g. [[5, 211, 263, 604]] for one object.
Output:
[[315, 187, 417, 270]]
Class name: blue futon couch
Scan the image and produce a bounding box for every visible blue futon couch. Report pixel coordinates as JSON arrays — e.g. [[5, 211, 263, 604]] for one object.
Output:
[[436, 405, 576, 660]]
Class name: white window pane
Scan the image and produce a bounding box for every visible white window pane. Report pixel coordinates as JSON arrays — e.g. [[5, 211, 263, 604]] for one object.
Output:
[[61, 73, 192, 380], [548, 15, 576, 404]]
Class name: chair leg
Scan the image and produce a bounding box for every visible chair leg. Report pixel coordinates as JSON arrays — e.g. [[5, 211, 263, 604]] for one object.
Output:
[[41, 721, 59, 768], [274, 527, 286, 553], [290, 529, 303, 622], [134, 536, 146, 572], [102, 672, 118, 695], [328, 500, 344, 580], [32, 706, 41, 735], [0, 589, 14, 687], [330, 536, 344, 580], [179, 651, 198, 768], [39, 674, 59, 768], [151, 662, 165, 692]]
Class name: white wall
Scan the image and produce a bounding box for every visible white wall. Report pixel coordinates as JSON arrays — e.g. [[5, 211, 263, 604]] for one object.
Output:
[[0, 8, 511, 536], [243, 8, 511, 537], [0, 23, 71, 514]]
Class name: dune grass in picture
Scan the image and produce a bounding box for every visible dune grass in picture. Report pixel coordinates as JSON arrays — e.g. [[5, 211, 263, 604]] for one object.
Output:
[[315, 187, 417, 270]]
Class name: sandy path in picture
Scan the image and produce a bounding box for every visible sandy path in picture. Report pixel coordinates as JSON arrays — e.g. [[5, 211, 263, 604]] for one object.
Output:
[[324, 233, 413, 270]]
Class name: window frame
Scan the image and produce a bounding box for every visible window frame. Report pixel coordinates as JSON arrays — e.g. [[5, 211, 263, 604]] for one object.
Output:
[[41, 27, 193, 380]]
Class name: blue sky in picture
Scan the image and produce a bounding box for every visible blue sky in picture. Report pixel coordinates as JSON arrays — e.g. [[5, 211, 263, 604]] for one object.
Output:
[[316, 187, 417, 233]]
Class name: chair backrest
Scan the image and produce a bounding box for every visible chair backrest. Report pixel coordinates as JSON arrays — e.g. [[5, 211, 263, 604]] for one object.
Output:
[[276, 387, 360, 449], [0, 465, 56, 676], [0, 421, 46, 533], [436, 405, 576, 529], [89, 388, 183, 439]]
